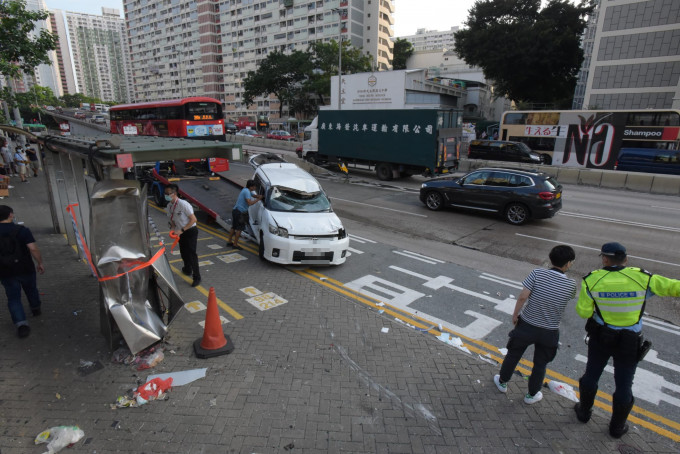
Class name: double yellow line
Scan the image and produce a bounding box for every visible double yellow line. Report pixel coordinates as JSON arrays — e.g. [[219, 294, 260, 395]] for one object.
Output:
[[294, 267, 680, 443]]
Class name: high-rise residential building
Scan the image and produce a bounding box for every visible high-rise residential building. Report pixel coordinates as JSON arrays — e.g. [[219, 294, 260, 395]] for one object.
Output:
[[61, 8, 133, 103], [396, 27, 459, 52], [123, 0, 394, 120], [572, 0, 680, 110], [24, 0, 63, 97], [50, 10, 77, 95]]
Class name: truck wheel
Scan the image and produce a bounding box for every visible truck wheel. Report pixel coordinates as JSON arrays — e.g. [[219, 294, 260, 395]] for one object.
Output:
[[541, 154, 552, 165], [258, 232, 266, 260], [376, 163, 393, 181], [154, 186, 167, 207], [504, 203, 530, 225], [306, 153, 318, 165], [424, 191, 444, 211]]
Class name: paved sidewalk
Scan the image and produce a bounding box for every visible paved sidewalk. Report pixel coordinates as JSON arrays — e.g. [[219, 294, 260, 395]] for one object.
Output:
[[0, 171, 677, 454]]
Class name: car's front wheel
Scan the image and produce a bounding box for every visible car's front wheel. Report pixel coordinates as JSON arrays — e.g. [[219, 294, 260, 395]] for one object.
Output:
[[504, 203, 530, 225], [425, 191, 444, 211]]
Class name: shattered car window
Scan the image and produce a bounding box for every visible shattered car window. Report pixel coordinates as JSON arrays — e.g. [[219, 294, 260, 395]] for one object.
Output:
[[267, 186, 331, 213]]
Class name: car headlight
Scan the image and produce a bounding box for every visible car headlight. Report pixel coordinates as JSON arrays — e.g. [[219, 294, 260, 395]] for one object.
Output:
[[421, 183, 428, 188], [268, 224, 288, 238]]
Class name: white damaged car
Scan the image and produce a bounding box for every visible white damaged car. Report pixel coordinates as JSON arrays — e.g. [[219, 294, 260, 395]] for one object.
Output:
[[245, 154, 349, 265]]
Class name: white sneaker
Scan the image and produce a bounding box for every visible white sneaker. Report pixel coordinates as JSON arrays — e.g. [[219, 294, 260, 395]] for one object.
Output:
[[493, 374, 507, 393], [524, 391, 543, 404]]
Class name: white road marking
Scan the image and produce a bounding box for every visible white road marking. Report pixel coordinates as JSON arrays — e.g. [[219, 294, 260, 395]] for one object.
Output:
[[480, 273, 524, 290], [560, 211, 680, 233], [643, 317, 680, 335], [345, 274, 502, 339], [347, 247, 364, 255], [399, 250, 445, 263], [651, 206, 680, 212], [575, 354, 680, 407], [349, 234, 377, 243], [515, 233, 680, 267], [644, 350, 680, 373], [393, 250, 442, 264], [333, 197, 428, 217]]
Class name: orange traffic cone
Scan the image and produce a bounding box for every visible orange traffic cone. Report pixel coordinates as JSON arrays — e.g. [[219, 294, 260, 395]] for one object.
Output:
[[194, 287, 235, 358]]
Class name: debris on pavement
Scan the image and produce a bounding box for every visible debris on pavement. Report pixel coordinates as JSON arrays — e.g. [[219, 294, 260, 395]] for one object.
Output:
[[381, 327, 389, 333], [35, 426, 85, 454], [133, 347, 164, 370], [146, 368, 207, 386], [78, 359, 104, 376], [436, 332, 471, 354], [111, 377, 173, 409], [547, 380, 579, 402]]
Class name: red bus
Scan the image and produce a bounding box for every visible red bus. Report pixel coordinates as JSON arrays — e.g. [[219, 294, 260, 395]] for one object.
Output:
[[110, 97, 226, 140]]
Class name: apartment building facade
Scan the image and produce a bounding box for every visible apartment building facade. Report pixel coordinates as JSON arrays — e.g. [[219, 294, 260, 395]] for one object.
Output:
[[396, 27, 458, 52], [24, 0, 62, 97], [123, 0, 394, 120], [573, 0, 680, 110], [50, 10, 77, 95], [61, 8, 133, 103]]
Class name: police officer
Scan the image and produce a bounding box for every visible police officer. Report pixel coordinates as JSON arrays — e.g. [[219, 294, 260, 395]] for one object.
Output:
[[574, 242, 680, 437]]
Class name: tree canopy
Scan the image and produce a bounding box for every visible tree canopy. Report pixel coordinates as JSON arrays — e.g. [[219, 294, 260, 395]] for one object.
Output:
[[391, 38, 414, 70], [241, 40, 372, 118], [0, 0, 58, 79], [453, 0, 593, 107]]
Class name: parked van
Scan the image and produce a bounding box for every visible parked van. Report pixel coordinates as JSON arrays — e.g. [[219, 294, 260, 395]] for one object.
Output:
[[246, 154, 349, 265], [468, 140, 542, 164], [615, 147, 680, 175]]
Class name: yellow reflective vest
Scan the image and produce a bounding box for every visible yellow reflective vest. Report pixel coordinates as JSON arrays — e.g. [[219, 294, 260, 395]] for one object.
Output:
[[576, 267, 680, 327]]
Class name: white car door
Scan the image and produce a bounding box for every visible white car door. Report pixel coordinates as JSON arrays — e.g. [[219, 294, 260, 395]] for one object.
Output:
[[247, 182, 266, 240]]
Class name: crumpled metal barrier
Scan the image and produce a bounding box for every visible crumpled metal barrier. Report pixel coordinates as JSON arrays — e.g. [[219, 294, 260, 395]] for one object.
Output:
[[89, 180, 170, 354]]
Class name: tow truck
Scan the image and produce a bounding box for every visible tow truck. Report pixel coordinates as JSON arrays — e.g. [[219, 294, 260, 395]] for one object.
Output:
[[138, 158, 238, 231]]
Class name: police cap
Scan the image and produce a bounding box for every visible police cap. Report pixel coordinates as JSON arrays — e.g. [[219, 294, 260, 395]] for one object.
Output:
[[600, 242, 626, 257]]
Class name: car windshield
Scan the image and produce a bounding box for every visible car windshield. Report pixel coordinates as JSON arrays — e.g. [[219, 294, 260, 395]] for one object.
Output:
[[267, 186, 331, 213]]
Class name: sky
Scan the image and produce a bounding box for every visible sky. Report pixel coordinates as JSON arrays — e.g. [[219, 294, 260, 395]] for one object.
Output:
[[43, 0, 476, 37]]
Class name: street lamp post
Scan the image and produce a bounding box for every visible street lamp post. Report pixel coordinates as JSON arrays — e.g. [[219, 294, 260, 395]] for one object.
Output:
[[332, 7, 343, 110]]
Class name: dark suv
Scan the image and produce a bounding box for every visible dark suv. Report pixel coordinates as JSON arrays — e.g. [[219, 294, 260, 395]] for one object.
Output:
[[419, 167, 562, 225], [468, 140, 542, 164], [224, 123, 238, 134]]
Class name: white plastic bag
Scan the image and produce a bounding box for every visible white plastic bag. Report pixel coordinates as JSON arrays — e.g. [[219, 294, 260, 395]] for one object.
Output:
[[35, 426, 85, 454], [547, 380, 579, 402]]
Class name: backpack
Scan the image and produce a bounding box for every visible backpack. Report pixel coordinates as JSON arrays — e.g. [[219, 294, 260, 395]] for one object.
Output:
[[0, 225, 26, 268]]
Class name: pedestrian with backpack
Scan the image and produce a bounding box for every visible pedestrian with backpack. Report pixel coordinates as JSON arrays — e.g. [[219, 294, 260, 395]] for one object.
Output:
[[0, 205, 44, 338]]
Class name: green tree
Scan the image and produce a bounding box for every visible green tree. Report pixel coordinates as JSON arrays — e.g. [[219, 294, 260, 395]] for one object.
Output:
[[391, 38, 414, 70], [0, 0, 57, 135], [305, 40, 372, 107], [242, 50, 312, 118], [453, 0, 593, 106]]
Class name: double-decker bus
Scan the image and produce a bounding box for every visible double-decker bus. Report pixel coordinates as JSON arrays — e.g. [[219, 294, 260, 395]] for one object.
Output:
[[499, 109, 680, 168], [110, 97, 225, 140]]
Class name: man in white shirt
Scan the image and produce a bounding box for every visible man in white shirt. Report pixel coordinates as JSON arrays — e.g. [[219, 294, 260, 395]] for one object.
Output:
[[165, 184, 200, 287]]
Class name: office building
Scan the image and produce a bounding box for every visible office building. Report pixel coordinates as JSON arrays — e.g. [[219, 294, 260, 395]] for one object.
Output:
[[123, 0, 395, 119], [573, 0, 680, 110]]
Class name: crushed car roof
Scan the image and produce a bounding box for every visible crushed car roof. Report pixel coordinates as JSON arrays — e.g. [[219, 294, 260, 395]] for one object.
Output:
[[258, 163, 322, 193]]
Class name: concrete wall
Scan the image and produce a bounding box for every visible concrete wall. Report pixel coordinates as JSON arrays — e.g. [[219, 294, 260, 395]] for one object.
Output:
[[458, 158, 680, 196]]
